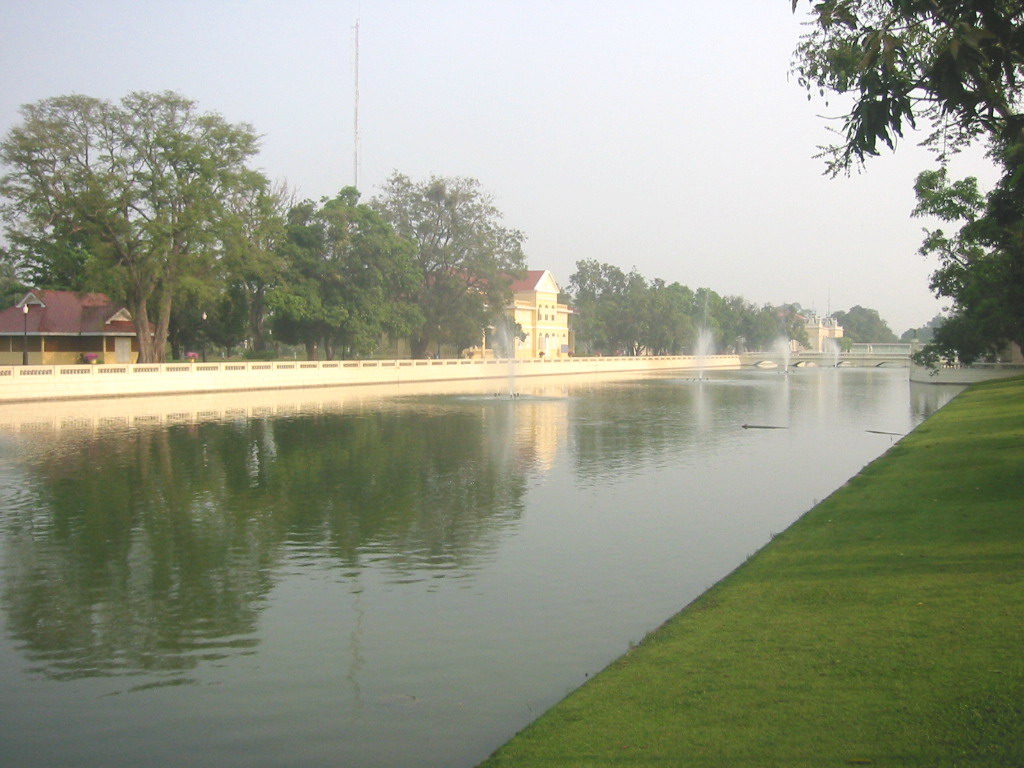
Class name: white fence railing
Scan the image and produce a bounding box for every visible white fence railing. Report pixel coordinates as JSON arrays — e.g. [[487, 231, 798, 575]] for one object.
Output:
[[0, 354, 741, 402]]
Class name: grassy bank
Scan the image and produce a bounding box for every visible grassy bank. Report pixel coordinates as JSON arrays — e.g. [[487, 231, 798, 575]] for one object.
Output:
[[480, 377, 1024, 768]]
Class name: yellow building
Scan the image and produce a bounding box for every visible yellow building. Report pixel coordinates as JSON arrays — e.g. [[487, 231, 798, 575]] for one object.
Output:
[[507, 270, 573, 359], [803, 313, 844, 353]]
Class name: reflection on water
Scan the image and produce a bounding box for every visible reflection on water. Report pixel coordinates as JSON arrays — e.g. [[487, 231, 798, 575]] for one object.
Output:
[[0, 369, 962, 768], [1, 400, 548, 683]]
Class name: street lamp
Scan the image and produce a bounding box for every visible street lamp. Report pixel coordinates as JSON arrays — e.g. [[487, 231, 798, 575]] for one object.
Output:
[[201, 311, 207, 362], [21, 304, 28, 366]]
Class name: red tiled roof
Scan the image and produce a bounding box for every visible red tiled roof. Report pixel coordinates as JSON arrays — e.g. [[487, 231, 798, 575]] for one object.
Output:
[[509, 270, 548, 293], [0, 290, 138, 336]]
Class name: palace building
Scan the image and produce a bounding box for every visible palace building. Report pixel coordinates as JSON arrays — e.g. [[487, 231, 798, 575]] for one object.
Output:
[[506, 270, 573, 359], [802, 312, 844, 353], [467, 270, 574, 360]]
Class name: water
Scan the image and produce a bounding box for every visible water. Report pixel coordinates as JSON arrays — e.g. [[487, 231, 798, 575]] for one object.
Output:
[[0, 369, 960, 767]]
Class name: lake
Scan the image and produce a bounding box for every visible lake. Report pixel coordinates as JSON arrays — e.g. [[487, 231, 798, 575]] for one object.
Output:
[[0, 368, 960, 767]]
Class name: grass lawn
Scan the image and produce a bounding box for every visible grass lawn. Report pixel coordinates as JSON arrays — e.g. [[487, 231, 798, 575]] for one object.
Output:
[[479, 376, 1024, 768]]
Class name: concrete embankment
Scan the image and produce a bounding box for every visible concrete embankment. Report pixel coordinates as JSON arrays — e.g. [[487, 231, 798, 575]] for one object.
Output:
[[0, 355, 739, 403], [480, 376, 1024, 767], [909, 361, 1024, 384]]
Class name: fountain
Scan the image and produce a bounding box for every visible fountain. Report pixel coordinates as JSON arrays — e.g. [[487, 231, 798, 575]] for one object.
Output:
[[491, 319, 519, 398], [693, 327, 715, 382], [824, 337, 841, 368], [774, 336, 792, 375]]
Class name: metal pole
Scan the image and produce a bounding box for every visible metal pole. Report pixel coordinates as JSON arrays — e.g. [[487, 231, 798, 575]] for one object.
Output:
[[22, 304, 28, 365], [353, 17, 360, 190]]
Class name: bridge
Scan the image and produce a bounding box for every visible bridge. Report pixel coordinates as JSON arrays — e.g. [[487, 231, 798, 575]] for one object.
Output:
[[739, 351, 911, 369]]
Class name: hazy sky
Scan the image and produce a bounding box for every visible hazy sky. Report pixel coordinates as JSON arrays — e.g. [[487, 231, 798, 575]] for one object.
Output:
[[0, 0, 999, 333]]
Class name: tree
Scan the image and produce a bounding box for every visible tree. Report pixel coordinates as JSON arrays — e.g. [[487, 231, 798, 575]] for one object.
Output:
[[901, 313, 945, 342], [373, 174, 526, 358], [832, 305, 899, 343], [569, 260, 807, 355], [776, 303, 812, 349], [912, 164, 1024, 361], [271, 189, 421, 359], [0, 257, 24, 307], [793, 2, 1024, 362], [792, 1, 1024, 174], [220, 183, 292, 354], [0, 91, 265, 362], [569, 260, 639, 355], [644, 279, 697, 355]]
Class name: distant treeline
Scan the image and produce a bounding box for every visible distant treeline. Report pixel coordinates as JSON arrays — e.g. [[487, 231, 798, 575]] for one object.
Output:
[[568, 260, 810, 356]]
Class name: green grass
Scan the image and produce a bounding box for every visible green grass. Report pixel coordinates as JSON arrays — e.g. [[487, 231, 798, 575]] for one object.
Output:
[[480, 377, 1024, 768]]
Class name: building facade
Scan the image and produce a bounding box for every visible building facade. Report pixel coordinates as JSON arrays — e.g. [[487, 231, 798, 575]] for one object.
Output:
[[466, 270, 574, 360], [506, 270, 573, 359], [802, 313, 844, 353], [0, 290, 140, 365]]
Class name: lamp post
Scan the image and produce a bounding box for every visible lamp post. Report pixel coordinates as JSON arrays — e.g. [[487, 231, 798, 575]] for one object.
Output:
[[22, 304, 28, 366], [201, 312, 207, 362]]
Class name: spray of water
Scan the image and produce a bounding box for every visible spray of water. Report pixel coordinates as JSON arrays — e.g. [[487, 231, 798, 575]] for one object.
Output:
[[824, 337, 841, 367], [695, 327, 715, 381], [774, 336, 792, 375], [492, 319, 518, 397]]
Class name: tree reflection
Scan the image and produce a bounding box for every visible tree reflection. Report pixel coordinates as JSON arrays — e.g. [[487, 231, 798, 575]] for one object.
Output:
[[0, 402, 528, 680]]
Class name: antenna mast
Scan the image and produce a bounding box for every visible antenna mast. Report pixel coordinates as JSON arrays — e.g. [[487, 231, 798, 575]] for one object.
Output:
[[353, 17, 360, 191]]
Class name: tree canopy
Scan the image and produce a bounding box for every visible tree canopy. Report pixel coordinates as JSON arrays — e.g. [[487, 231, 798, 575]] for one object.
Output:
[[372, 174, 526, 358], [832, 304, 899, 343], [0, 91, 266, 362], [793, 1, 1024, 363], [900, 313, 945, 342], [792, 0, 1024, 174], [569, 259, 808, 355], [270, 188, 421, 360], [911, 163, 1024, 361]]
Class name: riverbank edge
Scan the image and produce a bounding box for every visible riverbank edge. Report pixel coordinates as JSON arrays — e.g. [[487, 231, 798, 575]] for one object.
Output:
[[479, 376, 1024, 767]]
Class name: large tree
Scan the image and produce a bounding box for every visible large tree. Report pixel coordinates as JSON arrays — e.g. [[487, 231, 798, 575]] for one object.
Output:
[[372, 174, 526, 358], [792, 1, 1024, 362], [912, 163, 1024, 360], [271, 188, 421, 360], [569, 260, 644, 355], [900, 313, 946, 343], [0, 91, 265, 362], [219, 182, 292, 354], [832, 305, 899, 343]]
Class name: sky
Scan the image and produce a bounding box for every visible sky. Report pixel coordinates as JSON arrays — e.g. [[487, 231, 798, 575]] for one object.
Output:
[[0, 0, 1001, 333]]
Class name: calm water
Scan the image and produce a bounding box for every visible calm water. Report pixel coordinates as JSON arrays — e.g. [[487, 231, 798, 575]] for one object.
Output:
[[0, 368, 959, 767]]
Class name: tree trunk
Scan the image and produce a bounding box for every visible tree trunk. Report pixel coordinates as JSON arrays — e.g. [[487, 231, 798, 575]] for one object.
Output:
[[410, 333, 430, 359], [250, 285, 267, 351], [153, 291, 173, 363], [130, 296, 155, 363]]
